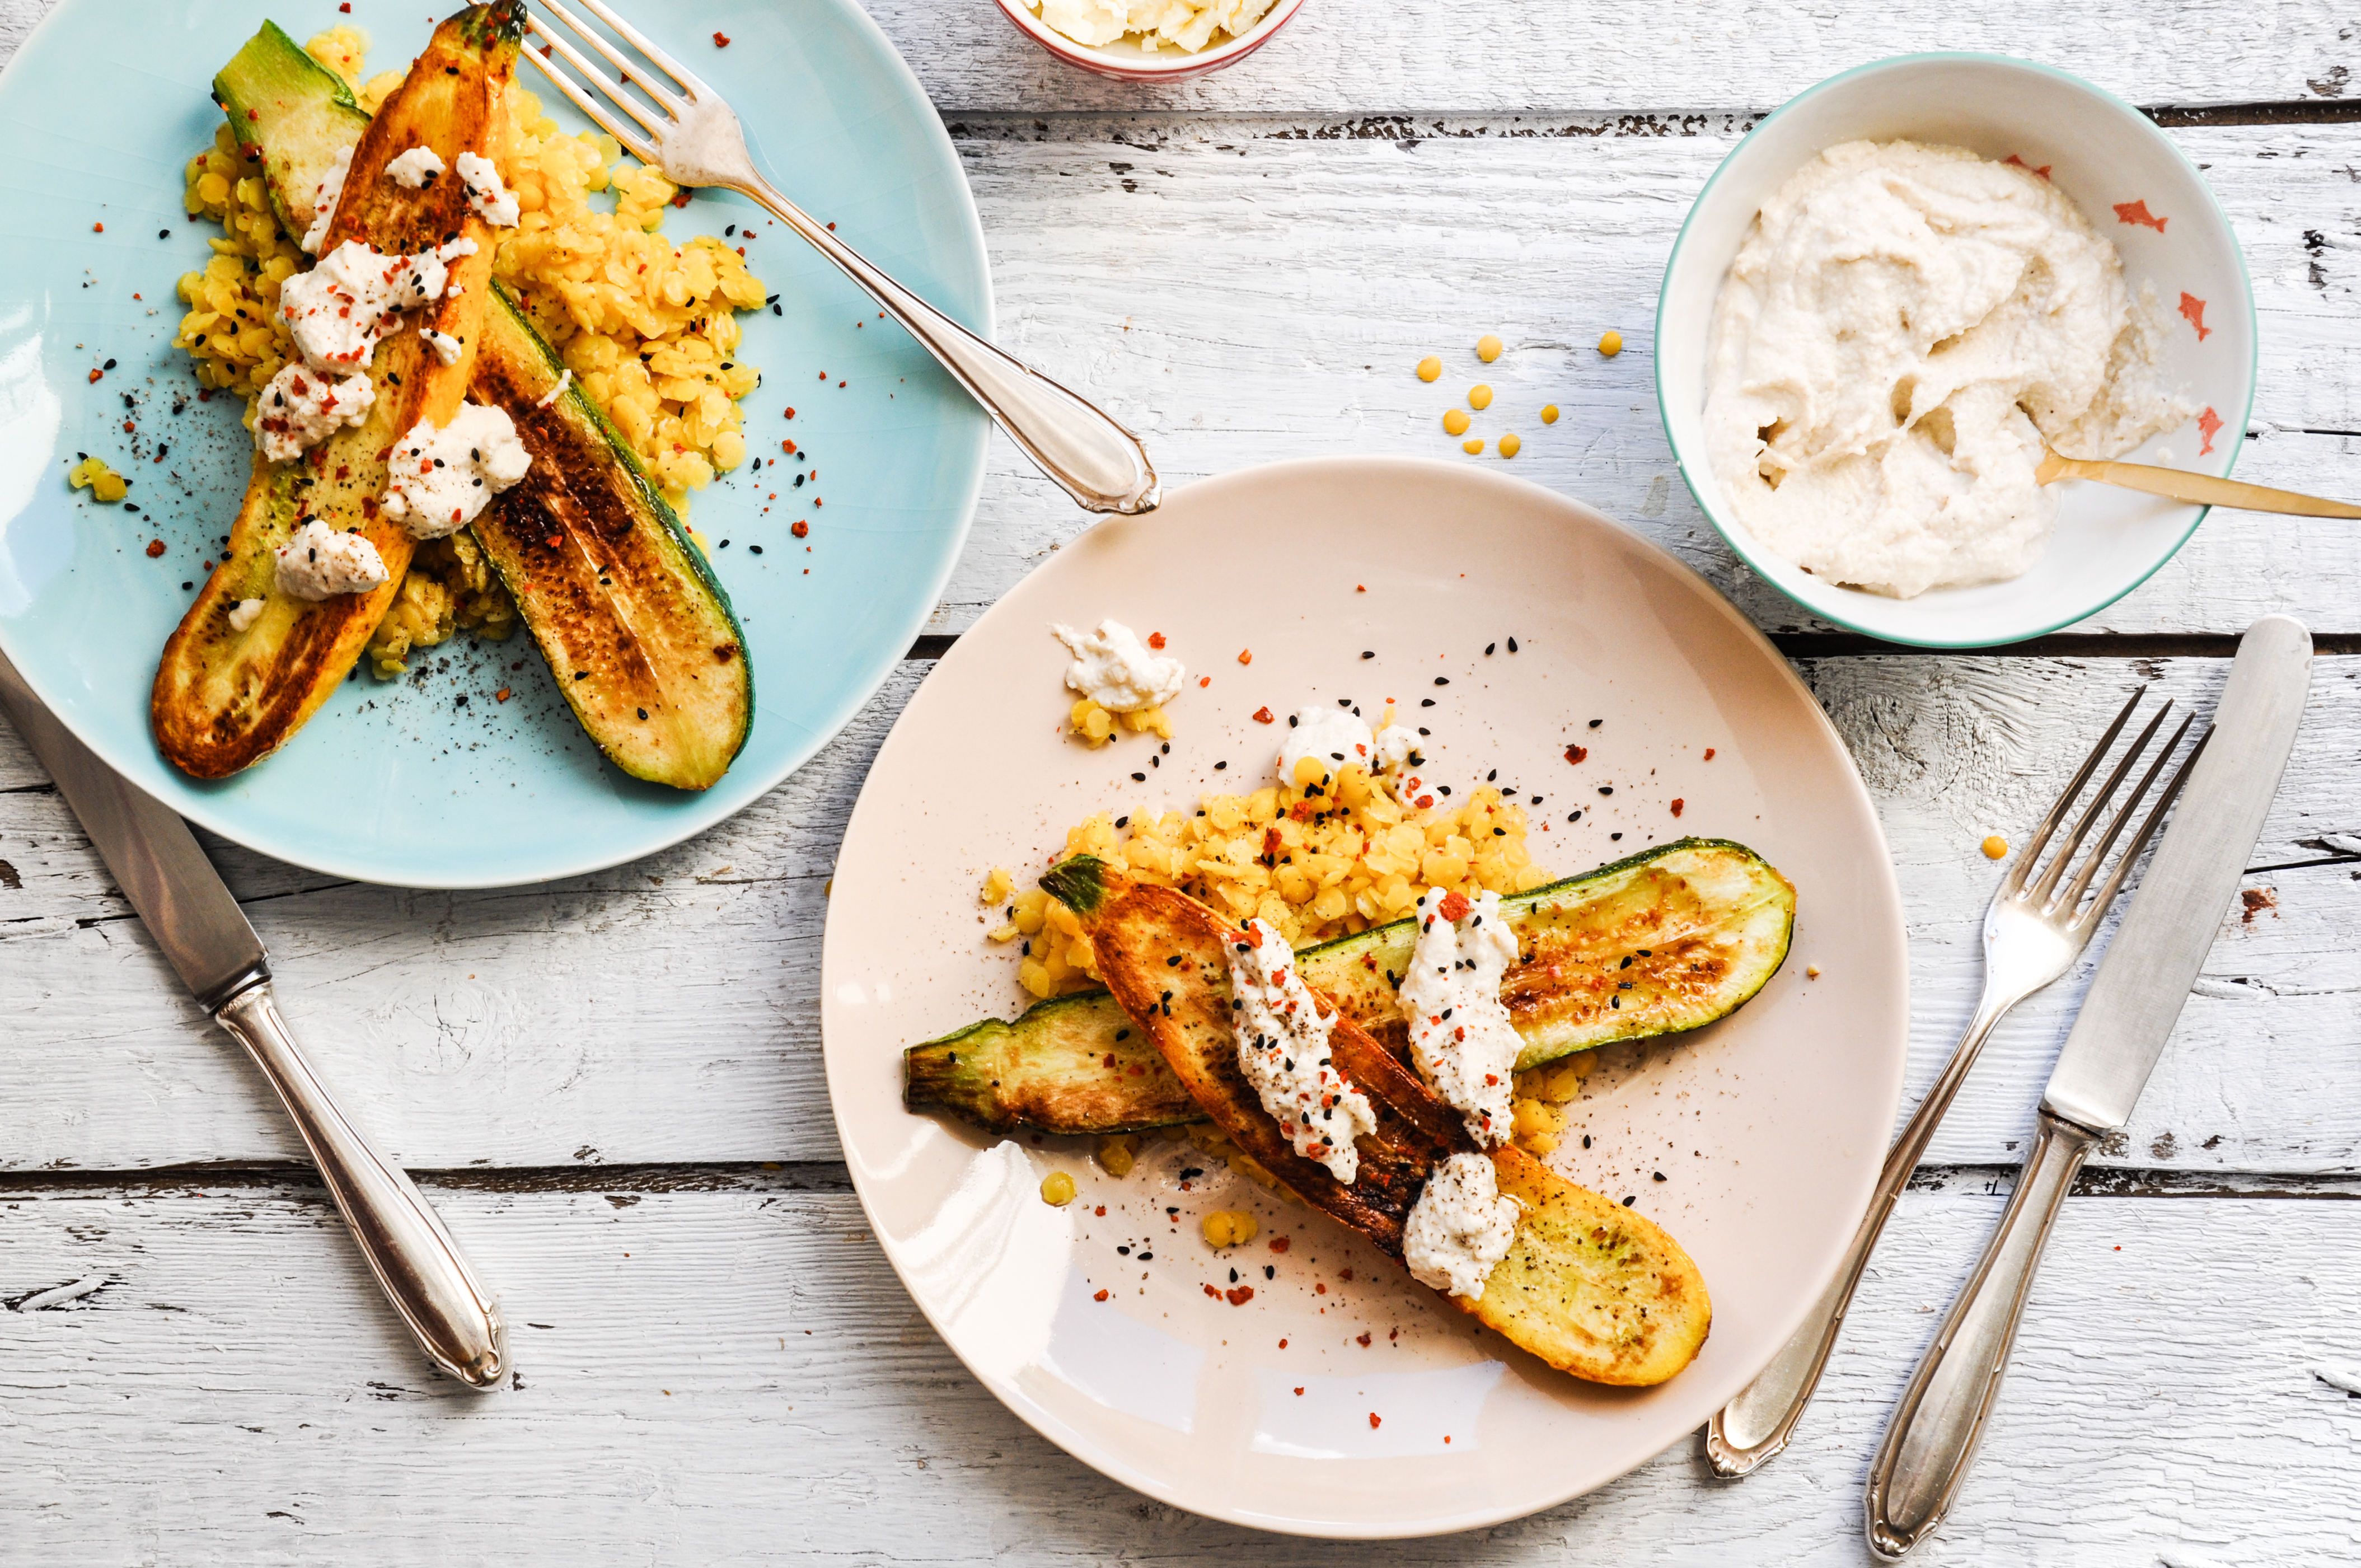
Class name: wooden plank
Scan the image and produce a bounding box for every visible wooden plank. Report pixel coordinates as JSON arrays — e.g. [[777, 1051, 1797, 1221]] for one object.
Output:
[[928, 121, 2361, 638], [1, 655, 2353, 1174], [1, 1178, 2354, 1562], [861, 1, 2361, 120]]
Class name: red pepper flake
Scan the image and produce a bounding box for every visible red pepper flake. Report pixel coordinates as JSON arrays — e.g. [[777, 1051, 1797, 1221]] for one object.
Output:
[[1670, 798, 1685, 817], [1202, 1283, 1220, 1299], [1101, 1052, 1116, 1069], [1436, 890, 1472, 922], [495, 688, 512, 703], [2198, 405, 2223, 455], [2179, 292, 2212, 341], [1294, 1387, 1305, 1396], [670, 190, 692, 208], [339, 2, 350, 10], [1444, 1435, 1452, 1444], [828, 222, 836, 231], [1314, 1283, 1326, 1294], [1093, 1205, 1105, 1216], [1268, 1235, 1290, 1253], [122, 420, 135, 434], [1703, 747, 1716, 761], [245, 109, 258, 121], [1356, 1332, 1372, 1347], [1093, 1288, 1108, 1302], [1563, 743, 1587, 765], [737, 247, 747, 258], [1339, 1269, 1352, 1281], [1225, 1286, 1254, 1306], [144, 539, 165, 558], [87, 368, 102, 383], [2112, 199, 2167, 233], [1356, 584, 1366, 592], [784, 408, 796, 420], [712, 30, 732, 46], [1147, 631, 1167, 650], [1197, 676, 1210, 688], [2001, 154, 2052, 180], [1252, 705, 1274, 724], [92, 221, 104, 232], [813, 498, 822, 508], [791, 520, 809, 538], [1237, 648, 1252, 665], [780, 438, 797, 455], [1368, 1412, 1382, 1430]]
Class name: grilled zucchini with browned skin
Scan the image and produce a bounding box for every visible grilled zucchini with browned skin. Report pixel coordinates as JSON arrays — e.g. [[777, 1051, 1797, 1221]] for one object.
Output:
[[189, 17, 751, 789], [153, 3, 523, 778], [907, 837, 1795, 1135], [1041, 855, 1712, 1387]]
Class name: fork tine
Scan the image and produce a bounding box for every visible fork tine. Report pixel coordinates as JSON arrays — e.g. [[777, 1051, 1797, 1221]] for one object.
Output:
[[530, 0, 686, 117], [2057, 710, 2195, 914], [522, 32, 660, 165], [2029, 699, 2171, 907], [559, 0, 711, 99], [2076, 725, 2213, 930], [2005, 687, 2145, 896]]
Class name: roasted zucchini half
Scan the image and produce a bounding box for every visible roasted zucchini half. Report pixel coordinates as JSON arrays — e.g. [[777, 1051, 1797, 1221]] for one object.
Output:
[[154, 3, 522, 779], [1044, 857, 1712, 1387], [906, 837, 1795, 1134], [183, 13, 751, 789]]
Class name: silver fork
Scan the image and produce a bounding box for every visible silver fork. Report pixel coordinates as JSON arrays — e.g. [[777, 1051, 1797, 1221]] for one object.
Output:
[[1705, 687, 2205, 1477], [523, 0, 1159, 516]]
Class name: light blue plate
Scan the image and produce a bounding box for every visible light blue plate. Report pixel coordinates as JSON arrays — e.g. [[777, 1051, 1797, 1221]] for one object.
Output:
[[0, 0, 990, 887]]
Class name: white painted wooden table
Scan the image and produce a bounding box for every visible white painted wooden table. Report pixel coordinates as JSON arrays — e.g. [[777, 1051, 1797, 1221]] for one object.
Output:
[[5, 3, 2359, 1562]]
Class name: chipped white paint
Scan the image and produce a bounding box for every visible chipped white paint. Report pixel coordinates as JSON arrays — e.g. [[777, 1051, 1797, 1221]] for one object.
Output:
[[1, 658, 2352, 1174], [1, 0, 2358, 1559], [1, 1182, 2357, 1564]]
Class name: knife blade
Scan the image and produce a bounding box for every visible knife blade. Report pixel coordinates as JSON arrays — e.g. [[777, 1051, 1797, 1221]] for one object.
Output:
[[0, 641, 505, 1389], [2041, 612, 2313, 1133], [1865, 614, 2313, 1559], [0, 647, 268, 1009]]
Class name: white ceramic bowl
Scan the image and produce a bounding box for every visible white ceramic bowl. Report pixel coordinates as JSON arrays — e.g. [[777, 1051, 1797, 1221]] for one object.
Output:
[[1656, 54, 2257, 648], [991, 0, 1306, 82]]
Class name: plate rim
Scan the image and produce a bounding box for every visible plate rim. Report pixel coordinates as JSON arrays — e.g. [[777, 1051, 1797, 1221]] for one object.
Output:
[[821, 453, 1910, 1537], [0, 0, 994, 890]]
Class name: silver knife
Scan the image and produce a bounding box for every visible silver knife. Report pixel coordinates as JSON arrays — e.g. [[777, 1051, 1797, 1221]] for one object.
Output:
[[1863, 614, 2313, 1558], [0, 643, 505, 1390]]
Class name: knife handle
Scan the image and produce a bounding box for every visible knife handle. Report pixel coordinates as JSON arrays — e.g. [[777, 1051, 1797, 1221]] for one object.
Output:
[[216, 984, 507, 1390], [1863, 1109, 2097, 1559]]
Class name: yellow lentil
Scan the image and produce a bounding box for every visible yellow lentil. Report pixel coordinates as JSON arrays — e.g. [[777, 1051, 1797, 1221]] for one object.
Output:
[[1202, 1210, 1259, 1248], [1598, 330, 1623, 357], [67, 456, 128, 502], [1475, 334, 1502, 363], [1806, 965, 1823, 979], [1983, 835, 2008, 860], [1497, 433, 1521, 458], [1541, 404, 1560, 424], [1468, 384, 1493, 411], [1442, 408, 1471, 436], [981, 866, 1015, 905], [1416, 354, 1441, 382], [1097, 1135, 1137, 1178], [1039, 1171, 1078, 1206], [1463, 438, 1484, 455]]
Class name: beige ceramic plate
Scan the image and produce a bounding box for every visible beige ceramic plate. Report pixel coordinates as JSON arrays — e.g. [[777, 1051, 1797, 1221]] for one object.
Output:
[[822, 457, 1908, 1537]]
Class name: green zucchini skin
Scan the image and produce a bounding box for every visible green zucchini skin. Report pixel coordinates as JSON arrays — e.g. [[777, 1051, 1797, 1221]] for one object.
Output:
[[907, 837, 1797, 1135], [471, 293, 753, 789], [213, 22, 370, 240], [212, 24, 752, 790]]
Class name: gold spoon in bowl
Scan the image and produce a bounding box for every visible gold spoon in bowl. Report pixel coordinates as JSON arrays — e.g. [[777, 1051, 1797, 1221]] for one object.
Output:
[[2037, 446, 2361, 517]]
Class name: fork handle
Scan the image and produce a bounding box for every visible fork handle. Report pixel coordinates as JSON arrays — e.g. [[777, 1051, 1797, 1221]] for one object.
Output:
[[1863, 1110, 2096, 1558], [1704, 987, 2013, 1477], [737, 176, 1159, 516]]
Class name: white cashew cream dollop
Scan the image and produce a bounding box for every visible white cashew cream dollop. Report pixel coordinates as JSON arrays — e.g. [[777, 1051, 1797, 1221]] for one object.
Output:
[[1402, 1152, 1521, 1300], [1050, 618, 1186, 711], [1398, 886, 1523, 1147], [274, 516, 388, 601], [379, 401, 532, 540], [1221, 918, 1378, 1185]]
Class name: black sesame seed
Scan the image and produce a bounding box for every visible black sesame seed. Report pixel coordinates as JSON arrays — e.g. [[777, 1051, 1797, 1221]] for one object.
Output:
[[1484, 642, 1495, 655], [1434, 676, 1449, 686], [1588, 718, 1603, 728], [1131, 771, 1146, 781], [1610, 832, 1623, 841], [1508, 638, 1519, 652], [1361, 650, 1374, 659], [1421, 698, 1435, 708], [1114, 815, 1129, 828], [1599, 786, 1614, 796], [1287, 714, 1298, 727], [1653, 1172, 1667, 1182], [1486, 769, 1497, 781], [1582, 1135, 1592, 1148], [1336, 697, 1351, 708], [158, 228, 171, 238], [636, 707, 648, 719], [749, 544, 763, 554], [1622, 1195, 1636, 1207], [1214, 760, 1228, 770]]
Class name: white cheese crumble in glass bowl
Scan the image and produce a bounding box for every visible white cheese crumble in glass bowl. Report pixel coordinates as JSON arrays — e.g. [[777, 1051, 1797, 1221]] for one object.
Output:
[[1657, 54, 2256, 648], [991, 0, 1307, 81]]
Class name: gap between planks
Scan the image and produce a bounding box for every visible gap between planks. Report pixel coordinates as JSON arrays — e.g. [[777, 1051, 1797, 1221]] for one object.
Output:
[[910, 633, 2361, 660], [3, 1160, 2354, 1202]]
